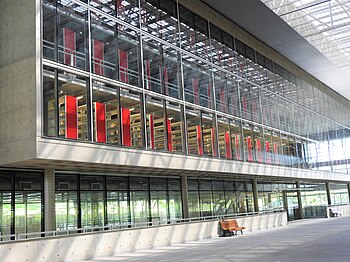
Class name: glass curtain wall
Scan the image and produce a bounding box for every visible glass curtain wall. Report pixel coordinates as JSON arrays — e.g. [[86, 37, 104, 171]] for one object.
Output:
[[55, 174, 182, 229], [0, 171, 43, 238], [42, 0, 350, 175], [188, 178, 254, 218]]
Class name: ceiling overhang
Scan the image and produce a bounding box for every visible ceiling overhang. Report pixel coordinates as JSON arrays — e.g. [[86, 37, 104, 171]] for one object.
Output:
[[201, 0, 350, 101]]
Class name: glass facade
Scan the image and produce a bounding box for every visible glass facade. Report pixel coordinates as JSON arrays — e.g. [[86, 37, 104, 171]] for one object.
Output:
[[41, 0, 350, 175], [55, 173, 182, 229], [0, 171, 44, 238]]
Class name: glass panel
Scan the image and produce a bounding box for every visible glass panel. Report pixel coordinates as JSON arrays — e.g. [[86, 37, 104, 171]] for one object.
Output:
[[214, 70, 228, 113], [150, 191, 168, 224], [42, 1, 56, 61], [120, 89, 143, 148], [253, 126, 263, 163], [57, 70, 88, 140], [242, 123, 254, 162], [183, 55, 213, 108], [0, 192, 12, 236], [56, 174, 78, 191], [130, 177, 149, 190], [90, 0, 116, 16], [117, 26, 141, 87], [217, 116, 230, 159], [57, 2, 88, 70], [142, 36, 182, 97], [140, 0, 179, 44], [15, 192, 42, 234], [81, 191, 105, 227], [169, 191, 182, 221], [200, 191, 212, 217], [166, 101, 184, 153], [188, 191, 200, 218], [90, 11, 118, 79], [106, 176, 128, 191], [43, 66, 56, 137], [80, 175, 105, 191], [92, 80, 120, 144], [230, 119, 242, 161], [235, 182, 247, 213], [227, 77, 240, 117], [202, 112, 216, 157], [212, 191, 225, 216], [55, 192, 79, 230], [116, 0, 140, 27], [130, 191, 149, 224], [329, 183, 349, 205], [186, 108, 201, 155], [146, 96, 165, 150], [15, 173, 43, 191], [107, 191, 129, 226]]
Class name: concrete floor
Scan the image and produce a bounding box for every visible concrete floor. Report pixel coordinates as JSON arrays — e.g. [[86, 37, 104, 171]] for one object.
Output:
[[86, 216, 350, 262]]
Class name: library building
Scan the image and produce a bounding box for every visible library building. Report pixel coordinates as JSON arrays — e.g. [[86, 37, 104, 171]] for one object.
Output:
[[1, 0, 350, 258]]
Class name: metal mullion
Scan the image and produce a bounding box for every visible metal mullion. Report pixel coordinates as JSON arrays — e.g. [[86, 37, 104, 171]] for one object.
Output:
[[176, 0, 188, 155], [138, 0, 148, 150], [207, 18, 220, 159], [87, 4, 94, 142]]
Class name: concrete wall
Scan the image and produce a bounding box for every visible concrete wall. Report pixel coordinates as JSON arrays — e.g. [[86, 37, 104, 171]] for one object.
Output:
[[0, 0, 39, 165], [0, 212, 287, 262]]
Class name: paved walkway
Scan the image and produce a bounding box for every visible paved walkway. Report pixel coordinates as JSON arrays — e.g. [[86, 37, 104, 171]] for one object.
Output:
[[86, 216, 350, 262]]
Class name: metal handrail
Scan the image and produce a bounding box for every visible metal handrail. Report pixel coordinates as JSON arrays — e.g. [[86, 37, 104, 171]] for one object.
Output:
[[0, 208, 285, 243]]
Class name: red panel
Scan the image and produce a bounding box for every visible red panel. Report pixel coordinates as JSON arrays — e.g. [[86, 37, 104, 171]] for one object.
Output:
[[145, 60, 151, 89], [63, 28, 76, 66], [163, 67, 169, 95], [235, 135, 241, 160], [256, 139, 262, 163], [211, 127, 217, 157], [225, 132, 232, 159], [149, 114, 155, 149], [119, 50, 129, 83], [196, 125, 203, 156], [192, 79, 199, 104], [93, 39, 104, 75], [220, 88, 226, 112], [65, 95, 78, 139], [167, 119, 173, 151], [122, 108, 131, 146], [95, 102, 106, 143], [247, 137, 253, 162], [265, 141, 271, 164]]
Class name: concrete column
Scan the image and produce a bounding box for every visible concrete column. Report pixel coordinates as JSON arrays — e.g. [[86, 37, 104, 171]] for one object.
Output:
[[181, 175, 189, 219], [326, 182, 332, 205], [44, 169, 56, 231], [252, 179, 259, 212], [296, 181, 304, 219]]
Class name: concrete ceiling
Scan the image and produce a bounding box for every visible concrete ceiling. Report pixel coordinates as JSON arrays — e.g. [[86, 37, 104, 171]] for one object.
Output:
[[201, 0, 350, 101]]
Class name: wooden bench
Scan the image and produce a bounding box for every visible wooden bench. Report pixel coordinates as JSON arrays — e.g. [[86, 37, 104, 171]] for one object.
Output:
[[218, 219, 246, 237]]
